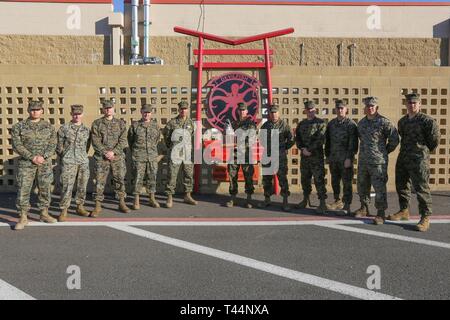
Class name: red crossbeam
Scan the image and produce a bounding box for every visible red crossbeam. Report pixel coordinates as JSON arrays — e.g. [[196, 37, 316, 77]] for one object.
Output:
[[174, 26, 294, 46], [194, 62, 273, 69], [193, 49, 273, 55]]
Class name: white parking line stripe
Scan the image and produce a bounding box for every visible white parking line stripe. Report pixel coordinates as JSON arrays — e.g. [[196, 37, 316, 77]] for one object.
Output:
[[0, 279, 35, 300], [108, 224, 402, 300], [1, 219, 450, 228], [314, 223, 450, 249]]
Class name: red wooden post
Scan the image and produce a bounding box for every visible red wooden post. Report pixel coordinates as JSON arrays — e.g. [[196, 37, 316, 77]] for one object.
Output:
[[194, 36, 204, 194], [263, 38, 279, 195]]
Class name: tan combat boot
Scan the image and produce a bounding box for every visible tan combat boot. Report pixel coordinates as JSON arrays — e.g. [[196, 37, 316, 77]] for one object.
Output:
[[373, 210, 385, 225], [132, 195, 140, 210], [329, 199, 344, 210], [353, 204, 369, 218], [166, 195, 173, 208], [282, 196, 291, 212], [76, 204, 90, 217], [184, 192, 198, 205], [258, 196, 271, 208], [226, 195, 236, 208], [119, 197, 131, 213], [316, 199, 329, 215], [296, 194, 310, 209], [149, 193, 160, 208], [14, 212, 28, 231], [40, 208, 57, 223], [58, 208, 68, 222], [387, 209, 410, 221], [415, 216, 430, 232], [90, 201, 102, 218], [245, 194, 253, 209]]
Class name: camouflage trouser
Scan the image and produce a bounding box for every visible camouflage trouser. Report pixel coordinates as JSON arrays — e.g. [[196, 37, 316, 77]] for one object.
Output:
[[16, 160, 53, 213], [396, 157, 432, 216], [228, 164, 255, 195], [94, 158, 127, 201], [60, 162, 90, 209], [133, 160, 158, 194], [357, 163, 388, 210], [329, 160, 354, 205], [300, 157, 327, 199], [262, 155, 289, 197], [165, 160, 194, 195]]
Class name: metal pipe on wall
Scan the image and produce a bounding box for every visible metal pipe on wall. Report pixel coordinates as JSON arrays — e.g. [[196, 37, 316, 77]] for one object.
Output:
[[143, 0, 150, 60], [130, 0, 139, 63]]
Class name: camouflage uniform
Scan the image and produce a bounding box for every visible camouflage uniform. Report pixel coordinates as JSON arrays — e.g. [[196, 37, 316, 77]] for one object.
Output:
[[128, 118, 161, 195], [325, 116, 358, 205], [12, 110, 57, 213], [396, 105, 440, 217], [91, 116, 128, 201], [357, 112, 399, 211], [227, 117, 257, 196], [163, 115, 195, 195], [57, 120, 91, 209], [295, 115, 327, 200], [260, 117, 294, 197]]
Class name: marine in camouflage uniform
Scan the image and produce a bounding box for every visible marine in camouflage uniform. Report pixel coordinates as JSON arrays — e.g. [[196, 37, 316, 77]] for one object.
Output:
[[90, 99, 130, 216], [355, 96, 399, 225], [295, 101, 329, 214], [387, 93, 440, 232], [259, 104, 295, 211], [325, 99, 358, 214], [163, 101, 197, 208], [128, 104, 162, 210], [12, 101, 57, 230], [225, 102, 258, 209], [56, 104, 91, 221]]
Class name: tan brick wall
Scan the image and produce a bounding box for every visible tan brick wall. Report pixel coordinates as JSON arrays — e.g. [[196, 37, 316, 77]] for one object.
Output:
[[0, 35, 110, 65], [0, 35, 446, 66], [0, 65, 449, 195]]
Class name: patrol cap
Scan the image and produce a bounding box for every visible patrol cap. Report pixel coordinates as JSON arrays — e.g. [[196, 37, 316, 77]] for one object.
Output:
[[141, 104, 155, 113], [28, 100, 43, 111], [101, 99, 114, 108], [405, 93, 420, 103], [363, 96, 378, 106], [70, 104, 84, 114], [304, 100, 316, 110], [268, 104, 279, 113], [178, 101, 189, 109], [237, 102, 247, 111], [335, 99, 347, 108]]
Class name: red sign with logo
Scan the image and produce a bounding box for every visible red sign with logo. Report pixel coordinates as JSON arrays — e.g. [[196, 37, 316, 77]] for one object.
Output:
[[206, 72, 260, 132]]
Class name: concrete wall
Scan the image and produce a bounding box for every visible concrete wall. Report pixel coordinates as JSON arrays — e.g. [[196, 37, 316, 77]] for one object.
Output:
[[0, 34, 445, 66], [0, 35, 110, 65], [128, 5, 450, 38], [1, 2, 449, 38], [0, 2, 112, 36], [0, 65, 449, 194]]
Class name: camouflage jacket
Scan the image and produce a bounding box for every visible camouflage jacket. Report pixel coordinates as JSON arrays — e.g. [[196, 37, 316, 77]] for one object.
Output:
[[295, 117, 326, 159], [325, 117, 358, 162], [127, 119, 161, 162], [163, 116, 196, 160], [260, 119, 294, 156], [357, 113, 399, 165], [91, 117, 128, 161], [57, 122, 90, 165], [11, 118, 57, 163], [398, 112, 440, 161], [230, 117, 257, 160]]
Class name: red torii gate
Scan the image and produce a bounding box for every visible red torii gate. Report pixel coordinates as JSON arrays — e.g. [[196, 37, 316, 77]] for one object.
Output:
[[173, 26, 295, 194]]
